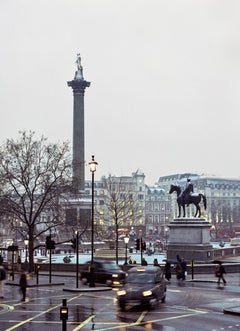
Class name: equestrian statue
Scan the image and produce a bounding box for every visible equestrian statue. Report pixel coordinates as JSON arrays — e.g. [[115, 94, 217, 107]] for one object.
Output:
[[169, 178, 207, 218]]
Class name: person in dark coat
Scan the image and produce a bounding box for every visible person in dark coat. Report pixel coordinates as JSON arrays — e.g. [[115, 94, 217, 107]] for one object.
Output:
[[142, 258, 148, 265], [215, 263, 227, 285], [181, 258, 187, 280], [164, 261, 171, 281], [153, 258, 160, 267], [19, 271, 27, 301]]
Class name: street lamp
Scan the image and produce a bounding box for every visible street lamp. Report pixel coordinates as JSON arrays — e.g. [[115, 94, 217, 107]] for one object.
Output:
[[24, 239, 29, 263], [165, 228, 169, 250], [124, 234, 130, 265], [89, 155, 98, 287], [75, 230, 79, 288]]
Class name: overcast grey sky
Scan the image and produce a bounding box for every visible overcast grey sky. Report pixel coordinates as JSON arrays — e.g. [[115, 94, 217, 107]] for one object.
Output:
[[1, 0, 240, 185]]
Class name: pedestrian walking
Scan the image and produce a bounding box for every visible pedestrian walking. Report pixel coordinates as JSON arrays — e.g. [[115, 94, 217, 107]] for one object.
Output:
[[164, 261, 171, 281], [153, 258, 160, 267], [0, 266, 6, 298], [181, 258, 187, 280], [175, 261, 184, 283], [215, 262, 227, 285], [0, 254, 3, 265], [19, 271, 27, 301], [17, 255, 22, 272], [142, 257, 148, 265]]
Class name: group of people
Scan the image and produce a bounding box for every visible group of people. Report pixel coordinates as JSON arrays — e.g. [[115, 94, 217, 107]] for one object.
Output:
[[0, 254, 28, 301], [174, 255, 187, 283]]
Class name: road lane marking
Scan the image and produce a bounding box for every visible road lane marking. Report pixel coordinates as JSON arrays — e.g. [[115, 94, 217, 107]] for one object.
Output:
[[0, 304, 14, 314], [136, 310, 148, 324], [4, 294, 81, 331], [72, 315, 96, 330]]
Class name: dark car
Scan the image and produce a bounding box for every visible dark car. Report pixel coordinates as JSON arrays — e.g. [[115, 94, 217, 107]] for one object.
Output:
[[117, 266, 166, 310], [80, 260, 126, 286]]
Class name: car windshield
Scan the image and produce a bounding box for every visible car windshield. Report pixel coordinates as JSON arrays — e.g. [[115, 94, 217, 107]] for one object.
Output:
[[101, 262, 120, 270], [126, 272, 154, 284]]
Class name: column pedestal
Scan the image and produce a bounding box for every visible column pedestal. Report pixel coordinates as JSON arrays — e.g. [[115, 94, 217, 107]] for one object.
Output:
[[167, 218, 213, 262]]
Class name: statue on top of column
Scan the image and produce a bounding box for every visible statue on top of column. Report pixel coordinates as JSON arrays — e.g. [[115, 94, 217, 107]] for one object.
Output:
[[75, 53, 83, 80]]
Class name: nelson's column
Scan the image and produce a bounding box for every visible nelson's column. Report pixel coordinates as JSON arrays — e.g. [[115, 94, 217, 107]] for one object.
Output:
[[67, 54, 90, 194]]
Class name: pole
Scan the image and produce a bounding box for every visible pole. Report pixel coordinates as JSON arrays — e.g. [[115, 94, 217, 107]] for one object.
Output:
[[36, 265, 40, 285], [89, 170, 95, 287], [76, 232, 79, 288], [25, 245, 28, 262], [140, 237, 143, 265], [49, 247, 52, 284], [88, 155, 97, 287], [60, 298, 68, 331], [191, 260, 194, 280], [125, 243, 127, 265], [11, 251, 14, 281], [91, 170, 94, 266], [49, 229, 52, 284]]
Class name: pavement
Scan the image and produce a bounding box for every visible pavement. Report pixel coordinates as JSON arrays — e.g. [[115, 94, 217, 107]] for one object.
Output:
[[5, 271, 113, 292]]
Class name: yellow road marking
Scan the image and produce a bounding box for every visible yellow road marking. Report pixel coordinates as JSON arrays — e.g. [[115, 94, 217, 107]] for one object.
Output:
[[5, 295, 80, 331], [72, 315, 96, 330], [0, 304, 14, 314]]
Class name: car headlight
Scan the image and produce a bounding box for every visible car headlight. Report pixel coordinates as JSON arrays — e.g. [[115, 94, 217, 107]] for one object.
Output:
[[117, 290, 126, 296], [112, 274, 118, 278], [143, 290, 152, 297]]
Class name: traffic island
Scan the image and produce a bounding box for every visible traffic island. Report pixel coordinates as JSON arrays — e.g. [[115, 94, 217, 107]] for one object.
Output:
[[224, 307, 240, 316], [63, 286, 112, 292]]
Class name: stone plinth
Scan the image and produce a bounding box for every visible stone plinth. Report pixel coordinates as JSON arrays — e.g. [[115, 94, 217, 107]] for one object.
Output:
[[167, 218, 213, 262]]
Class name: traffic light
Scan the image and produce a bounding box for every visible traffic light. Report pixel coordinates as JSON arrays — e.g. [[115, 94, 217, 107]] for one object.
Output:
[[50, 240, 55, 250], [46, 236, 51, 249], [7, 245, 18, 251], [141, 241, 146, 251], [46, 236, 55, 250], [71, 238, 77, 251], [135, 239, 140, 250]]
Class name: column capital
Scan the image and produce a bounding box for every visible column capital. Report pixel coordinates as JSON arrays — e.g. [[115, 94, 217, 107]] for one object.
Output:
[[67, 79, 91, 93]]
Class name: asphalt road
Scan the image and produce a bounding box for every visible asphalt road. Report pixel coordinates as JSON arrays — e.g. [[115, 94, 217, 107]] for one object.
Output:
[[1, 273, 240, 331]]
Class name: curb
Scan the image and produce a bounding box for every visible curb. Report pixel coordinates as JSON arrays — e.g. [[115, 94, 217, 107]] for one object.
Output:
[[5, 282, 65, 287], [63, 286, 112, 292], [187, 279, 217, 283], [224, 307, 240, 316]]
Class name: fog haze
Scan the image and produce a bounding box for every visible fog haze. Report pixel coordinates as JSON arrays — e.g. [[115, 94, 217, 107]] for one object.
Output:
[[1, 0, 240, 184]]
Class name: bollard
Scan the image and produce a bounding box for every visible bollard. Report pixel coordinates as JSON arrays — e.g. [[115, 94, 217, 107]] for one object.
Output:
[[36, 265, 40, 285], [60, 298, 68, 331], [191, 260, 194, 280]]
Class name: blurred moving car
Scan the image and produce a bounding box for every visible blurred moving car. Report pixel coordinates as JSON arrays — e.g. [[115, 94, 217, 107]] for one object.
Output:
[[80, 260, 126, 286], [117, 266, 166, 310]]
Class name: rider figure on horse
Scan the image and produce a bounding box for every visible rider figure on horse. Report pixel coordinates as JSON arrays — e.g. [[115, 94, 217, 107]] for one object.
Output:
[[182, 178, 194, 205]]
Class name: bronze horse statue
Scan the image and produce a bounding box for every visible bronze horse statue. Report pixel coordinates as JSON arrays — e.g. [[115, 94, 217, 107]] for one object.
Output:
[[169, 184, 207, 218]]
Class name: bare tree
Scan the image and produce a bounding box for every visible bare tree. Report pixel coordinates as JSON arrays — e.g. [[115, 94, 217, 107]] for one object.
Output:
[[0, 131, 72, 271], [99, 175, 143, 264]]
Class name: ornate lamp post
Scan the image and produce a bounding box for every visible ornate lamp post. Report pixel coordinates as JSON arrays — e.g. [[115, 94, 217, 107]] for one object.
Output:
[[24, 239, 29, 263], [89, 155, 98, 287], [165, 228, 169, 250], [124, 234, 130, 265], [75, 230, 79, 288]]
